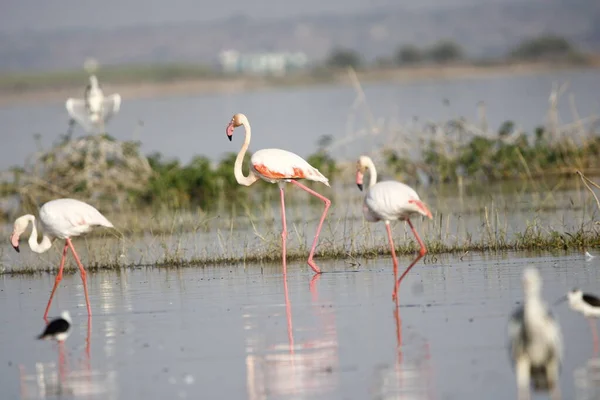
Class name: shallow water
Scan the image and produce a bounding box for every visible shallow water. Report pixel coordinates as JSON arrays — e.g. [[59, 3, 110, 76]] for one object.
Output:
[[1, 251, 600, 399]]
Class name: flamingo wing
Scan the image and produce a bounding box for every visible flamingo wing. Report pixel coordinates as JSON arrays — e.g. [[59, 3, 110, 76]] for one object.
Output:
[[251, 148, 329, 186], [40, 198, 114, 238], [364, 181, 420, 221]]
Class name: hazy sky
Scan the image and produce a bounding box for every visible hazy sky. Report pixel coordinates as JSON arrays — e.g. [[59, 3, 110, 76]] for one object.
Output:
[[2, 0, 521, 33]]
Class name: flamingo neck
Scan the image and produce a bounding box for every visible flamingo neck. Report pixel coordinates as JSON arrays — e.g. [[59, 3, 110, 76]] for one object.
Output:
[[25, 215, 53, 254], [234, 119, 259, 186], [366, 157, 377, 187]]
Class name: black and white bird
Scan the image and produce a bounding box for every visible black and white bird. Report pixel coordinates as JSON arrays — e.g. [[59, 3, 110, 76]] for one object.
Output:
[[37, 311, 72, 342], [555, 288, 600, 352], [508, 267, 563, 400]]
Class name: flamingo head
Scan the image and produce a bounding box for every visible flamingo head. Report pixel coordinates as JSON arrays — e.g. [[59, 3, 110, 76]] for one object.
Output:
[[10, 215, 31, 253], [226, 113, 247, 141], [355, 156, 371, 191]]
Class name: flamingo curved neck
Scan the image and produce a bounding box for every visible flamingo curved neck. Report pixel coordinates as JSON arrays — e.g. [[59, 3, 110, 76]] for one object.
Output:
[[234, 119, 259, 186], [25, 215, 53, 253], [365, 158, 377, 188]]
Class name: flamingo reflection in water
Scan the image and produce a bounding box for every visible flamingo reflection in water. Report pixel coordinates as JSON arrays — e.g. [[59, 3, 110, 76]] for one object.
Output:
[[371, 304, 436, 400], [245, 273, 340, 399], [19, 317, 117, 399]]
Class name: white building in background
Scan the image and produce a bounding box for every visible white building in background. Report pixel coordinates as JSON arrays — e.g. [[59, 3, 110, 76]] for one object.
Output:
[[218, 50, 308, 76]]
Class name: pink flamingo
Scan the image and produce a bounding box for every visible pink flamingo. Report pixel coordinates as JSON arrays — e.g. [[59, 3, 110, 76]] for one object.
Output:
[[226, 113, 331, 274], [10, 198, 114, 320], [356, 155, 432, 301]]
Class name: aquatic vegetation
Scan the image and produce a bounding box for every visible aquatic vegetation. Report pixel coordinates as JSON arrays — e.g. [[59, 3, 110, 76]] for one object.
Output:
[[382, 120, 600, 184], [2, 182, 599, 277]]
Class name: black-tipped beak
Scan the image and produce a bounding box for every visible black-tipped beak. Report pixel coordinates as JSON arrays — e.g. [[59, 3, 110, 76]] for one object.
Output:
[[357, 183, 363, 191], [228, 135, 232, 141], [553, 295, 567, 306], [12, 244, 19, 253]]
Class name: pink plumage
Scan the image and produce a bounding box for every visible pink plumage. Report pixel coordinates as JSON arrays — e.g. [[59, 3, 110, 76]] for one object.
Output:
[[39, 198, 114, 239], [10, 198, 114, 320], [356, 155, 433, 302], [250, 148, 330, 185], [226, 113, 331, 275]]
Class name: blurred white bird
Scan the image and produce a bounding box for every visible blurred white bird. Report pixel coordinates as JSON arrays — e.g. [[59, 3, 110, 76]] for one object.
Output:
[[66, 73, 121, 133], [508, 267, 563, 400]]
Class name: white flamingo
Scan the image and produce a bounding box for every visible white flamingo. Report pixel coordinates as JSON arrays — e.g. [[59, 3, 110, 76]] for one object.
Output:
[[9, 198, 114, 320], [66, 74, 121, 132], [226, 113, 331, 274], [355, 155, 432, 301]]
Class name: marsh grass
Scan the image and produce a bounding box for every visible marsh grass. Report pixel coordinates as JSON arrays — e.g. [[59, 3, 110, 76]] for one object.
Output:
[[2, 179, 599, 276]]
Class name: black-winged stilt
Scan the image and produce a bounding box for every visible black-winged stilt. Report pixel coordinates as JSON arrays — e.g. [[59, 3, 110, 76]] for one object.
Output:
[[555, 288, 600, 353], [508, 267, 563, 400], [37, 311, 72, 342]]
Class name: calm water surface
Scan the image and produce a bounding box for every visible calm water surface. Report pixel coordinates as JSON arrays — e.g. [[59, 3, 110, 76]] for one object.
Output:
[[1, 252, 600, 399], [1, 68, 599, 170]]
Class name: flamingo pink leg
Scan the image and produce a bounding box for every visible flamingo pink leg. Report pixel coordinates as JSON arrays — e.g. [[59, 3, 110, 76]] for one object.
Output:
[[393, 219, 427, 301], [66, 238, 92, 317], [44, 242, 69, 322], [385, 222, 399, 280], [280, 187, 288, 275], [289, 180, 331, 274]]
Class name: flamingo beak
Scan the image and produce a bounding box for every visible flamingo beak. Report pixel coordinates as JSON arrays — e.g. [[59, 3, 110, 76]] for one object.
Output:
[[356, 170, 364, 191], [10, 233, 19, 253], [226, 122, 234, 141]]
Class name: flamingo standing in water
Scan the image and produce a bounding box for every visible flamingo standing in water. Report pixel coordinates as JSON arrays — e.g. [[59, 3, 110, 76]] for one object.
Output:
[[355, 155, 432, 301], [9, 198, 114, 320], [226, 113, 331, 274]]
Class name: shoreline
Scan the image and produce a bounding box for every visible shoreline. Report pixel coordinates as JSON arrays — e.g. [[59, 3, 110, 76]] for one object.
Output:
[[2, 229, 595, 276], [1, 61, 599, 107]]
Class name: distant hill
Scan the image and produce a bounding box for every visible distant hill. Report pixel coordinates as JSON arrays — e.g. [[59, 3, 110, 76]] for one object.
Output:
[[1, 0, 599, 72]]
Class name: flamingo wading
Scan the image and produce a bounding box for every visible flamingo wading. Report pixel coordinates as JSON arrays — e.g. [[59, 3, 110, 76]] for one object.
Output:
[[10, 198, 114, 320], [356, 155, 432, 301], [226, 113, 331, 274]]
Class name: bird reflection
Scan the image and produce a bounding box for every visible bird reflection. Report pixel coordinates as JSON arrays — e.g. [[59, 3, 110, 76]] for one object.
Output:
[[245, 273, 339, 399], [18, 316, 117, 399], [371, 304, 435, 399]]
